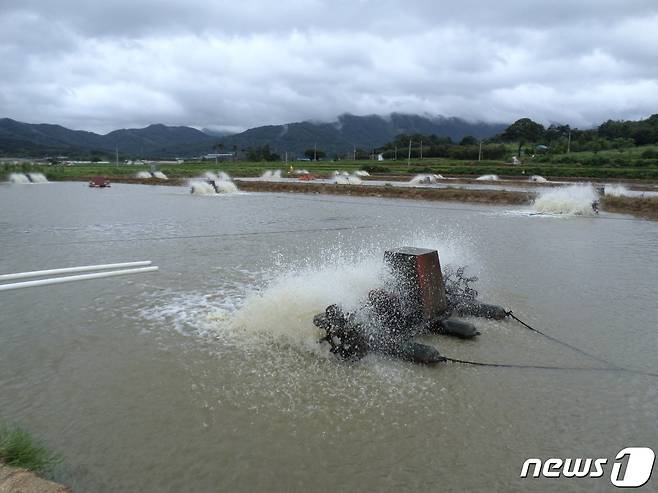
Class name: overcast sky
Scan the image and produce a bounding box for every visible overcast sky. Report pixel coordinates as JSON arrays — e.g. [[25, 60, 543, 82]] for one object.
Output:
[[2, 0, 658, 133]]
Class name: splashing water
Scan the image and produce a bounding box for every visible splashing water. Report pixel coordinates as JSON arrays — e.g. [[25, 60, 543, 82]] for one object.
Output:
[[354, 170, 370, 177], [8, 173, 31, 184], [189, 181, 216, 195], [228, 258, 387, 352], [26, 172, 49, 183], [409, 174, 443, 185], [141, 233, 473, 356], [152, 171, 168, 180], [604, 184, 631, 197], [476, 174, 499, 181], [529, 175, 547, 183], [334, 174, 362, 185], [202, 171, 231, 181], [135, 171, 152, 179], [533, 184, 598, 215], [215, 181, 239, 193], [260, 170, 282, 180], [191, 171, 236, 194], [189, 180, 239, 195]]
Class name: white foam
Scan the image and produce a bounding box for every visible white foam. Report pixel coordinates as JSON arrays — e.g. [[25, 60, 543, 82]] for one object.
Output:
[[476, 174, 499, 181], [533, 184, 598, 215], [260, 170, 282, 180], [529, 175, 547, 183], [604, 184, 631, 197], [190, 180, 239, 195], [143, 233, 471, 353], [193, 172, 235, 194], [152, 171, 168, 180], [354, 170, 370, 177], [214, 181, 239, 193], [189, 181, 217, 195], [334, 174, 362, 185], [135, 171, 152, 179], [26, 172, 48, 183], [9, 173, 31, 184], [409, 174, 443, 185]]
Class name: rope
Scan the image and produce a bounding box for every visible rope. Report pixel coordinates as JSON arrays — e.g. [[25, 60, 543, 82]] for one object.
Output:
[[443, 310, 658, 378], [443, 357, 617, 373], [505, 311, 618, 368], [0, 224, 380, 248]]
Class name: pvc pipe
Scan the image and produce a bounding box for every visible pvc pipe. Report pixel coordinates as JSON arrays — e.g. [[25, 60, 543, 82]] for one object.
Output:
[[0, 261, 152, 282], [0, 266, 159, 292]]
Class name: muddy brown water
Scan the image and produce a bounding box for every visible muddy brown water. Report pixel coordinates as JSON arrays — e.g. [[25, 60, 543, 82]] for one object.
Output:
[[1, 182, 657, 492]]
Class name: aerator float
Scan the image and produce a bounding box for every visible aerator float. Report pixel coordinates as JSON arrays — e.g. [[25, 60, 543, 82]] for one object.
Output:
[[313, 247, 507, 364]]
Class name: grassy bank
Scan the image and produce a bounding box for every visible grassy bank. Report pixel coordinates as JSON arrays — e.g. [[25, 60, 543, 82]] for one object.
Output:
[[3, 157, 658, 181], [0, 423, 59, 473]]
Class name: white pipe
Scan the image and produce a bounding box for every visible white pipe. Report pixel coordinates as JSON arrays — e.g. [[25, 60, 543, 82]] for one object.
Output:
[[0, 261, 152, 282], [0, 266, 159, 292]]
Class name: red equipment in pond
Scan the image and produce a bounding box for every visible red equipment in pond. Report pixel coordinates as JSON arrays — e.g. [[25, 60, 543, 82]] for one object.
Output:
[[89, 177, 111, 188]]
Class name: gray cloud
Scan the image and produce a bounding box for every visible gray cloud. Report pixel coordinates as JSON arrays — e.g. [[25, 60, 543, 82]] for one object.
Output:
[[1, 0, 658, 132]]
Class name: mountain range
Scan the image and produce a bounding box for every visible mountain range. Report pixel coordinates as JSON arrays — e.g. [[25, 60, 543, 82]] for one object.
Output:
[[0, 114, 507, 158]]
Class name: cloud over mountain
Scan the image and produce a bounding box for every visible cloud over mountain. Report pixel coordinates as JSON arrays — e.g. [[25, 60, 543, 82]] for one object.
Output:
[[2, 0, 658, 132]]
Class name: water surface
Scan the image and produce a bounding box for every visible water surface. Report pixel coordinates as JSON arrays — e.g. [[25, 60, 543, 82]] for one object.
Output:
[[1, 182, 656, 492]]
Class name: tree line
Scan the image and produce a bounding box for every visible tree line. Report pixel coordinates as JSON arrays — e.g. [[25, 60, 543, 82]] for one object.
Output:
[[239, 114, 658, 162]]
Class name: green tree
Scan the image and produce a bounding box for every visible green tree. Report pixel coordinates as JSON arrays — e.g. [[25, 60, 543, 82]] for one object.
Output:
[[304, 149, 326, 160], [501, 118, 546, 158], [246, 144, 279, 161]]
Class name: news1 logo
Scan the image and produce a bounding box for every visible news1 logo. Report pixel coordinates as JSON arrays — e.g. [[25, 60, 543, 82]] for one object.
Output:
[[520, 447, 655, 488]]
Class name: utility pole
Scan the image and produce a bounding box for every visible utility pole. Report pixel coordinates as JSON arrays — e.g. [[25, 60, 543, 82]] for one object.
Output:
[[115, 146, 118, 166], [478, 140, 483, 162], [285, 151, 288, 166], [420, 140, 423, 159], [567, 130, 571, 154], [314, 143, 317, 161], [353, 144, 356, 161], [394, 145, 397, 160], [407, 139, 412, 166]]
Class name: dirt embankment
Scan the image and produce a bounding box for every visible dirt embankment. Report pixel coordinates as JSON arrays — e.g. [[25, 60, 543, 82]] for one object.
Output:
[[236, 180, 533, 204], [364, 174, 658, 191], [0, 464, 69, 493], [600, 195, 658, 219], [64, 176, 186, 187], [58, 175, 658, 218]]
